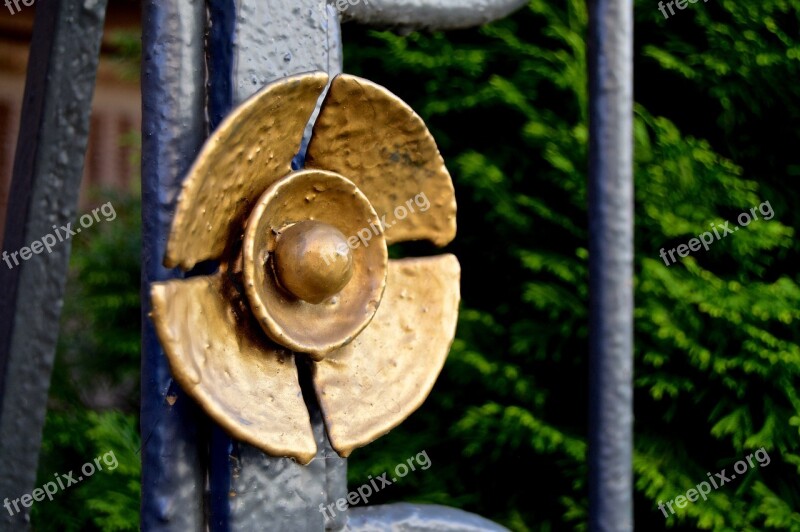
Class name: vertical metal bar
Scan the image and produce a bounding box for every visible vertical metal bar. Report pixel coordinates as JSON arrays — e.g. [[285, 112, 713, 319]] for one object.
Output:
[[0, 1, 108, 528], [140, 1, 208, 530], [204, 2, 346, 530], [587, 0, 634, 529]]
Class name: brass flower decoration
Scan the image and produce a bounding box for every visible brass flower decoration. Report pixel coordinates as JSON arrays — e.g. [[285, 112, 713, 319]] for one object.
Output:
[[150, 72, 460, 464]]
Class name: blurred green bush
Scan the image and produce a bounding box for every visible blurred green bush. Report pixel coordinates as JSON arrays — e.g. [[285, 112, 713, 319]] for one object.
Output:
[[34, 191, 141, 531]]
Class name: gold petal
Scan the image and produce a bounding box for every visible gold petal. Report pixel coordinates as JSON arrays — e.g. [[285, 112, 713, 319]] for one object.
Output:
[[164, 72, 329, 270], [150, 274, 317, 464], [312, 255, 461, 457], [305, 74, 457, 247]]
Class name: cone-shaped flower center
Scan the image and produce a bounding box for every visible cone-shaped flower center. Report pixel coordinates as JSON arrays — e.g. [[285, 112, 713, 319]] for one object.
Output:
[[273, 220, 354, 304]]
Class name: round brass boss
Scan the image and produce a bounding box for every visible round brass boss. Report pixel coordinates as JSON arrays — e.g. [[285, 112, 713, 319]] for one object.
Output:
[[273, 220, 354, 304], [243, 169, 388, 359]]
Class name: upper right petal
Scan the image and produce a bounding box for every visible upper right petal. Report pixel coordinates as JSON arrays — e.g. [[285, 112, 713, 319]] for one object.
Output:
[[306, 74, 457, 248]]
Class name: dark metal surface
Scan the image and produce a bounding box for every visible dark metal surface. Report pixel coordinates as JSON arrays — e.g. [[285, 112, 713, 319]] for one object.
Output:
[[345, 503, 509, 531], [0, 0, 108, 528], [587, 0, 634, 530], [140, 0, 208, 529], [205, 1, 346, 530]]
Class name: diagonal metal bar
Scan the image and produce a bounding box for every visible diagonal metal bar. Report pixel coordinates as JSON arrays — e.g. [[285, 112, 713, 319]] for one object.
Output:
[[204, 1, 346, 530], [140, 0, 209, 530], [587, 0, 634, 529], [0, 1, 109, 528]]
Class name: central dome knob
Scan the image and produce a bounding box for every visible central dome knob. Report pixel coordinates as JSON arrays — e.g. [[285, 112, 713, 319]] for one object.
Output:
[[242, 170, 388, 356], [273, 220, 354, 304]]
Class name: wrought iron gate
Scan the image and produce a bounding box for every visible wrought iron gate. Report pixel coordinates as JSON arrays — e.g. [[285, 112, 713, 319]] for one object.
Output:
[[0, 0, 633, 530]]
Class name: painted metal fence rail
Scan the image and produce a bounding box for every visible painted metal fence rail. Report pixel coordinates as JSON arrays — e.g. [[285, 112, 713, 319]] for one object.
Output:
[[587, 0, 634, 530]]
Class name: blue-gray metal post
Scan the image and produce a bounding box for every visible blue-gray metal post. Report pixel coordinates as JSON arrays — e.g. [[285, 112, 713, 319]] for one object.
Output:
[[587, 0, 634, 529], [140, 1, 208, 529]]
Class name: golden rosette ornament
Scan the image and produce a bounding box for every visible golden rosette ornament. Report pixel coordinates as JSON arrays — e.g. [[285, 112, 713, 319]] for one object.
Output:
[[150, 72, 460, 464]]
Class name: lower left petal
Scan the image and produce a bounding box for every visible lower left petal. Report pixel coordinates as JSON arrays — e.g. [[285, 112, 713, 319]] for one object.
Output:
[[151, 274, 317, 464]]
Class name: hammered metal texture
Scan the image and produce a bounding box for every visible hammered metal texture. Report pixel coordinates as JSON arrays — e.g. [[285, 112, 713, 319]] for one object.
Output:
[[151, 275, 317, 464], [243, 170, 388, 359], [164, 72, 329, 270], [312, 255, 460, 457], [152, 71, 461, 482], [306, 74, 457, 248]]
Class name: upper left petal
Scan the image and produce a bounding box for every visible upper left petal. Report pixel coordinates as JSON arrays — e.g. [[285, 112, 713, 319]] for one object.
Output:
[[165, 72, 329, 270]]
